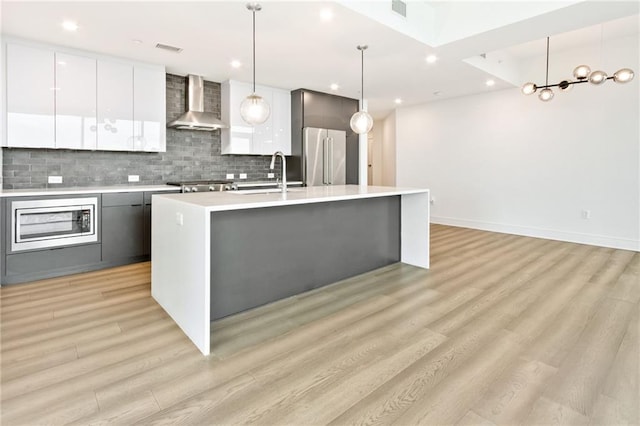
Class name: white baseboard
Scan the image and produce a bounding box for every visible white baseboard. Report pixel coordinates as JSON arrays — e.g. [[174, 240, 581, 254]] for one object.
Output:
[[431, 216, 640, 252]]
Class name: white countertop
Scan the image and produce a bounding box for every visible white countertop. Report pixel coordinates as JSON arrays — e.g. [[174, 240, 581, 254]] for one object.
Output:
[[0, 185, 179, 197], [155, 185, 429, 212]]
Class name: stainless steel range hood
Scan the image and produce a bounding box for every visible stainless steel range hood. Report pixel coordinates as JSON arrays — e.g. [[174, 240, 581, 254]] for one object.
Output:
[[167, 75, 228, 131]]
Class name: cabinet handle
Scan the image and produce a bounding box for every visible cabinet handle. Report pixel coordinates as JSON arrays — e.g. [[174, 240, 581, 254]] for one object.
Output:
[[131, 204, 142, 207]]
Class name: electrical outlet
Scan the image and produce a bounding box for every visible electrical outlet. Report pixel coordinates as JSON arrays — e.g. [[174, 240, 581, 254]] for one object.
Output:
[[48, 176, 63, 184], [267, 173, 275, 179], [239, 173, 247, 179], [128, 175, 140, 182], [226, 173, 234, 179], [175, 212, 184, 226], [581, 209, 591, 219]]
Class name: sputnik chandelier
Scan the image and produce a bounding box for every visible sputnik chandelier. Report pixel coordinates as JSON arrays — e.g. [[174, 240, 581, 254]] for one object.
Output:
[[522, 37, 635, 102]]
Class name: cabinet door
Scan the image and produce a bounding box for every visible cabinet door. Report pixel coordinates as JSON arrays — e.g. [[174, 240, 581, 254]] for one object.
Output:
[[55, 52, 97, 150], [302, 91, 333, 129], [97, 60, 134, 151], [134, 65, 166, 152], [221, 80, 253, 154], [6, 43, 55, 148], [271, 88, 291, 155], [102, 204, 145, 261], [251, 86, 273, 155]]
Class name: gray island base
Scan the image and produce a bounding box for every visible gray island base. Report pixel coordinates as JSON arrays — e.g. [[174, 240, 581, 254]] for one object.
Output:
[[152, 185, 430, 355]]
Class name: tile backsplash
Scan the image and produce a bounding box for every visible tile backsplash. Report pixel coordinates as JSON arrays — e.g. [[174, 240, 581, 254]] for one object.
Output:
[[1, 74, 276, 189]]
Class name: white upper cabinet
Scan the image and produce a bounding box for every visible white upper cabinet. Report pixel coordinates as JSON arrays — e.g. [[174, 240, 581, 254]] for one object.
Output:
[[97, 60, 134, 151], [221, 80, 291, 156], [3, 39, 166, 152], [55, 52, 97, 150], [133, 65, 166, 152], [6, 43, 55, 148]]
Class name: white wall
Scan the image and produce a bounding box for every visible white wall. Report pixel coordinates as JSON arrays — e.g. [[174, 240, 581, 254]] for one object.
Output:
[[381, 111, 397, 186], [396, 38, 639, 251]]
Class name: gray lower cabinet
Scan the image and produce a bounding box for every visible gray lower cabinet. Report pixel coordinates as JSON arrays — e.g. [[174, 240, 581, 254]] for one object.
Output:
[[0, 189, 179, 285], [101, 192, 145, 261]]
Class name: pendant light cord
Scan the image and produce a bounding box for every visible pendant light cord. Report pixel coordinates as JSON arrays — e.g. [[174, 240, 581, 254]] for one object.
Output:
[[361, 48, 364, 102], [545, 36, 550, 86], [252, 9, 256, 94]]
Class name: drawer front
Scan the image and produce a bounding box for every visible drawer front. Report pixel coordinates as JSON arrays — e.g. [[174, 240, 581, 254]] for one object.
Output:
[[144, 190, 179, 204], [102, 192, 143, 207], [5, 244, 101, 276]]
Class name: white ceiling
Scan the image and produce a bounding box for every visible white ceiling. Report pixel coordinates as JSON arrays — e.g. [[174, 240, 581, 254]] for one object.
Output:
[[1, 1, 638, 119]]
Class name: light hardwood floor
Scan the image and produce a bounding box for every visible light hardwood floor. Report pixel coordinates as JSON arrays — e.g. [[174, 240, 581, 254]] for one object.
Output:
[[1, 224, 638, 425]]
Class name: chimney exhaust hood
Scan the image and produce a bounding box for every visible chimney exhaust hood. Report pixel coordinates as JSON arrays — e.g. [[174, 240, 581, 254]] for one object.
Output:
[[167, 74, 228, 131]]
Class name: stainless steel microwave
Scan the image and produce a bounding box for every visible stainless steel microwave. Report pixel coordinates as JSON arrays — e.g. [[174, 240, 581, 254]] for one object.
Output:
[[11, 197, 99, 252]]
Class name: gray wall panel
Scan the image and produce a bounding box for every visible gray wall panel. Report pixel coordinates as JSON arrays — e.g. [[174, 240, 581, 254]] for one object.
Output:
[[210, 196, 400, 320]]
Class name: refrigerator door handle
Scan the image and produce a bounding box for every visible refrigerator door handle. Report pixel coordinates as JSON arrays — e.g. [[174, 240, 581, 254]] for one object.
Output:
[[322, 137, 329, 185], [328, 137, 334, 185]]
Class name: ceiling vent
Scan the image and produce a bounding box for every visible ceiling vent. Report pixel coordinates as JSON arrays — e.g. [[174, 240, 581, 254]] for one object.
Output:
[[155, 43, 183, 53], [391, 0, 407, 17]]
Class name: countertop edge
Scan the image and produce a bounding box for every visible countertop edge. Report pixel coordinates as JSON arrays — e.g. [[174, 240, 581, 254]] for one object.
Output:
[[155, 185, 430, 212], [0, 185, 180, 197]]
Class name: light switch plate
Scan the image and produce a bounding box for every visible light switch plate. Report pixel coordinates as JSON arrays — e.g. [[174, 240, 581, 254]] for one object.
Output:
[[226, 173, 234, 179], [239, 173, 247, 179], [128, 175, 140, 182], [175, 212, 184, 226], [48, 176, 63, 184]]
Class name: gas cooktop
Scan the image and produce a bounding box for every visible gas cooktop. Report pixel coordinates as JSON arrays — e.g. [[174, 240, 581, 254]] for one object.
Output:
[[166, 180, 236, 193]]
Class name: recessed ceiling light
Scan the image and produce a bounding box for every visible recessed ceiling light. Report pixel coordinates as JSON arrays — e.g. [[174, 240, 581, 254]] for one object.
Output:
[[426, 54, 438, 64], [330, 83, 339, 91], [394, 98, 402, 104], [132, 39, 143, 45], [433, 90, 441, 96], [486, 79, 496, 87], [57, 61, 66, 66], [320, 8, 333, 21], [62, 20, 78, 32], [231, 60, 242, 68]]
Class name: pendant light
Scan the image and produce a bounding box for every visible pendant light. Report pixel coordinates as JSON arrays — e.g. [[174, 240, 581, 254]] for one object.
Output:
[[240, 3, 270, 125], [350, 45, 373, 135]]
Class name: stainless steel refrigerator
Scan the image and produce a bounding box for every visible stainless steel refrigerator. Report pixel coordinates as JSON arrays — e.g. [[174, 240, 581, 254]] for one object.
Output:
[[303, 127, 346, 186]]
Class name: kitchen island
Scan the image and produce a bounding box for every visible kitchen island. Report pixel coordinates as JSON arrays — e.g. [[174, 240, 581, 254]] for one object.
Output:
[[152, 185, 429, 355]]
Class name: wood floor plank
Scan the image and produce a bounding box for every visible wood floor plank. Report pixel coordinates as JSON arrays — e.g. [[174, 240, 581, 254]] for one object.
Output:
[[543, 297, 636, 416], [394, 329, 522, 425], [69, 390, 161, 426], [456, 410, 497, 426], [601, 305, 639, 425], [525, 396, 590, 425], [472, 357, 558, 424]]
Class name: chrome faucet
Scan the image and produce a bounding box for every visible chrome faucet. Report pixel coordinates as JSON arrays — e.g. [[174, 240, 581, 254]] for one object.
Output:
[[269, 151, 287, 193]]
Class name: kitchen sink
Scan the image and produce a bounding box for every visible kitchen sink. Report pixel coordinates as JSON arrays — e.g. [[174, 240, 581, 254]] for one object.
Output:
[[229, 188, 305, 195]]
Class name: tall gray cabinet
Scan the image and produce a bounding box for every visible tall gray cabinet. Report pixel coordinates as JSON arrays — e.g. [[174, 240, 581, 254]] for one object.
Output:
[[289, 89, 359, 184]]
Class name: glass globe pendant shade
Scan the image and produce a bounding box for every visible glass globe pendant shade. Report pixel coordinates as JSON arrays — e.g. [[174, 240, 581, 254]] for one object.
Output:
[[240, 93, 270, 125], [538, 88, 554, 102], [573, 65, 591, 80], [613, 68, 635, 83], [588, 70, 607, 85], [521, 82, 537, 95], [350, 110, 373, 134]]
